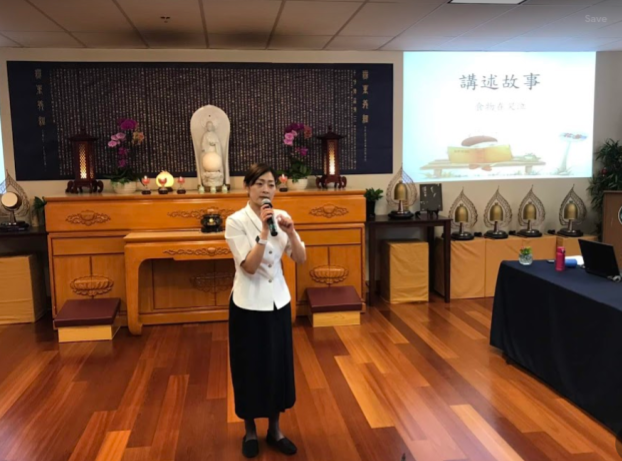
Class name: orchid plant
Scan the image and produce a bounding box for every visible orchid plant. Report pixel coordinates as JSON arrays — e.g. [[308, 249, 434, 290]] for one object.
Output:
[[283, 123, 312, 182], [106, 118, 145, 184]]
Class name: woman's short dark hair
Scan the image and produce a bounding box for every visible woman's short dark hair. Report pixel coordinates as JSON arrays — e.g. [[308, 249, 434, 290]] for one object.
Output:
[[243, 163, 277, 186]]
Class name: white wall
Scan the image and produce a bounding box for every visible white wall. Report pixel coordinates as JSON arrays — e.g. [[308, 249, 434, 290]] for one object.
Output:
[[1, 48, 620, 235]]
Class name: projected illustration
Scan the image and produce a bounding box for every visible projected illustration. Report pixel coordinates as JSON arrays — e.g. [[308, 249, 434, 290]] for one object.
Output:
[[403, 52, 596, 182]]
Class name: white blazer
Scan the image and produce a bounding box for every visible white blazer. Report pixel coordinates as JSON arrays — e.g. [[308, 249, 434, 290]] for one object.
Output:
[[225, 202, 305, 312]]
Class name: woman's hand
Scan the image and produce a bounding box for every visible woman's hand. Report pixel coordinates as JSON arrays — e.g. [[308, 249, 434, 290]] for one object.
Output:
[[279, 214, 306, 263], [277, 214, 295, 235]]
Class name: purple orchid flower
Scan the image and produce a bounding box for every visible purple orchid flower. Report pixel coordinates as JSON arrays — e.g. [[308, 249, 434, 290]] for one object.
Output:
[[119, 119, 137, 131]]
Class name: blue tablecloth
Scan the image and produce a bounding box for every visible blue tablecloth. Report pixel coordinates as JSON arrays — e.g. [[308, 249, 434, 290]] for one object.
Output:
[[490, 260, 622, 434]]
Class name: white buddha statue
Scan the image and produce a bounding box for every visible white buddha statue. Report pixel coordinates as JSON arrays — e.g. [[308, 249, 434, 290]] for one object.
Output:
[[201, 121, 224, 187], [190, 105, 230, 190]]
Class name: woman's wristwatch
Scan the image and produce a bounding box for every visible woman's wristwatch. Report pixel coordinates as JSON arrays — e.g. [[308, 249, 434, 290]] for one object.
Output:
[[256, 236, 268, 245]]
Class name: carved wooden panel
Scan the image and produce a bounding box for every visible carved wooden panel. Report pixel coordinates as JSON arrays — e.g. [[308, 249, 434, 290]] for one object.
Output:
[[163, 247, 231, 257], [215, 259, 235, 306], [52, 256, 91, 315], [46, 193, 364, 232], [65, 210, 111, 226], [309, 265, 349, 285], [190, 272, 234, 293], [168, 208, 235, 221], [54, 237, 125, 255], [276, 195, 365, 223], [139, 260, 154, 315], [329, 246, 363, 297], [152, 260, 231, 311], [296, 246, 362, 302], [69, 275, 114, 297], [297, 229, 361, 247], [296, 247, 329, 302], [91, 255, 127, 312], [309, 204, 349, 219]]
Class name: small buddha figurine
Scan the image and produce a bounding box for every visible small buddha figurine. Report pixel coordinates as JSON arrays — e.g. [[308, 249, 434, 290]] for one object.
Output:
[[201, 121, 224, 188]]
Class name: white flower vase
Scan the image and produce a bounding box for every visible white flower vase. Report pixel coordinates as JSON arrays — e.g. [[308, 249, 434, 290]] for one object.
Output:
[[111, 181, 138, 195], [287, 178, 308, 191], [519, 253, 533, 266]]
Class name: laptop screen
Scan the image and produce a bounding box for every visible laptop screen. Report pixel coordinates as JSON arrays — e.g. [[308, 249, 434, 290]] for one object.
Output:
[[579, 240, 620, 278]]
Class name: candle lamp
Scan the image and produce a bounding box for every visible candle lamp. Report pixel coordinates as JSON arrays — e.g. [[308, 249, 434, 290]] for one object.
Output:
[[140, 176, 151, 195], [157, 178, 168, 194], [156, 170, 174, 194], [66, 128, 103, 194], [279, 174, 288, 192], [177, 176, 186, 195], [316, 126, 346, 189]]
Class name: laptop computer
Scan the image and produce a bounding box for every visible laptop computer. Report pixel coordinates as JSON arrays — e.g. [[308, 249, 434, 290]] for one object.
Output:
[[579, 239, 622, 279]]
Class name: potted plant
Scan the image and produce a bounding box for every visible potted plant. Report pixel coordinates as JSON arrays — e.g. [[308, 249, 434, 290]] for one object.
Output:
[[588, 139, 622, 237], [364, 188, 383, 218], [105, 118, 145, 194], [32, 196, 46, 228], [283, 123, 313, 190], [519, 246, 533, 266]]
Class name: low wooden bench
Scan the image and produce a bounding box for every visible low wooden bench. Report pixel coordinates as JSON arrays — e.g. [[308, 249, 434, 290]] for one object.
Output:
[[307, 286, 362, 327], [54, 298, 121, 343]]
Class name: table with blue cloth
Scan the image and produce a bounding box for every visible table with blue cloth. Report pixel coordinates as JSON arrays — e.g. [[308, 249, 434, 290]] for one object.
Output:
[[490, 260, 622, 435]]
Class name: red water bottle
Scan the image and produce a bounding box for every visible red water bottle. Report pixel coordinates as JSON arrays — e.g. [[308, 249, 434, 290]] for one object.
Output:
[[555, 246, 566, 272]]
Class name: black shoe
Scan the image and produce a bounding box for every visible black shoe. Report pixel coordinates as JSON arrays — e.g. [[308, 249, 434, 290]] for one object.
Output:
[[242, 436, 259, 458], [266, 432, 297, 455]]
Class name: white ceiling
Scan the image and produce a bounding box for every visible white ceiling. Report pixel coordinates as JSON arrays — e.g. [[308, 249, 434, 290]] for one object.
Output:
[[1, 0, 622, 51]]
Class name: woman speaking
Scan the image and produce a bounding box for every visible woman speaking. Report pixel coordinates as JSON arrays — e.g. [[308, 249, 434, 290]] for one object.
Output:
[[225, 163, 306, 458]]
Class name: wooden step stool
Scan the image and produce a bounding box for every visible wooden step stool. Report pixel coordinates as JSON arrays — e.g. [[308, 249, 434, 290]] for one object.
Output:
[[307, 286, 362, 327], [54, 298, 121, 343]]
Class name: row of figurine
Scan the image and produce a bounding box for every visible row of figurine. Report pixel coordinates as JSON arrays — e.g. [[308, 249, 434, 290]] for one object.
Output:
[[138, 171, 229, 195], [448, 185, 587, 241], [380, 168, 587, 240]]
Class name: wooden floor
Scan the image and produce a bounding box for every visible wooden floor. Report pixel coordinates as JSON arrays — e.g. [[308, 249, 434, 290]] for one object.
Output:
[[0, 297, 618, 461]]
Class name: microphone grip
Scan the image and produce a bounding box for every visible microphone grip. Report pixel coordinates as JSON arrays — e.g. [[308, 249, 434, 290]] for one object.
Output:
[[262, 199, 278, 236], [267, 217, 278, 237]]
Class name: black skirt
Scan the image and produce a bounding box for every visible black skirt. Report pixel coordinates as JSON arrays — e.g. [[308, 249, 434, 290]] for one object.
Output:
[[228, 296, 296, 419]]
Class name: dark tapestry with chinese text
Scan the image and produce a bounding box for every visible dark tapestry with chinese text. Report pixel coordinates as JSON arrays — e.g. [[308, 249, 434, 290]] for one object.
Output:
[[7, 61, 393, 181]]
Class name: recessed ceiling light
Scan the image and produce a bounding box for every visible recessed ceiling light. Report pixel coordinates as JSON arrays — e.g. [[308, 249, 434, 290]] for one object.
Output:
[[449, 0, 525, 4]]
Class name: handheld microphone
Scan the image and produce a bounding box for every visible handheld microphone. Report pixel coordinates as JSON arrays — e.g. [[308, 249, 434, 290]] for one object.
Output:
[[262, 198, 279, 237]]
